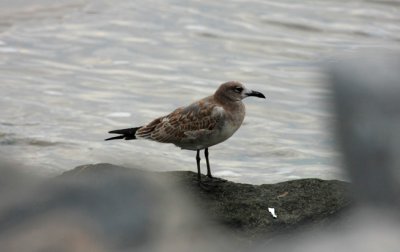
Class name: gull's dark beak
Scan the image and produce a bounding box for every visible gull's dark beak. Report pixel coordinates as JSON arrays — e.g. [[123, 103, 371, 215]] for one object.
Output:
[[247, 90, 266, 99]]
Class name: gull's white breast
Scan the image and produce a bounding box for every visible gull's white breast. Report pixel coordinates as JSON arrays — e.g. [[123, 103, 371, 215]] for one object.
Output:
[[178, 104, 245, 150]]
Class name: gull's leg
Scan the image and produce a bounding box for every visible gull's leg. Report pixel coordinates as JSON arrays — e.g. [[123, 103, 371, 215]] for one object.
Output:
[[196, 149, 201, 182], [205, 148, 212, 178]]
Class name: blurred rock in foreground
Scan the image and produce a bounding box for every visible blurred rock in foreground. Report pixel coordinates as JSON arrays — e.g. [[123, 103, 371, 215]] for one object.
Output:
[[64, 163, 351, 242], [0, 162, 229, 252], [0, 162, 350, 252]]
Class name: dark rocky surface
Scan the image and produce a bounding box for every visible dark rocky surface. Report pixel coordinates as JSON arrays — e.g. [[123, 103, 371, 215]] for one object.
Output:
[[63, 163, 352, 241], [0, 162, 352, 251]]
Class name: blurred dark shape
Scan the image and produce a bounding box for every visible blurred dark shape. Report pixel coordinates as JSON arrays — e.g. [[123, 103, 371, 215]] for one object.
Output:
[[251, 50, 400, 252], [0, 162, 351, 251], [0, 163, 225, 252], [329, 50, 400, 208]]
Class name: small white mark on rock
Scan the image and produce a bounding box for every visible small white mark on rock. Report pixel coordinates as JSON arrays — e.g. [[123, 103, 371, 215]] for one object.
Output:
[[268, 207, 277, 219]]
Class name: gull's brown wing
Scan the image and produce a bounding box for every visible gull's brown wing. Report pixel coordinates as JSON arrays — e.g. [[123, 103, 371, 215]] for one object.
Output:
[[136, 99, 224, 143]]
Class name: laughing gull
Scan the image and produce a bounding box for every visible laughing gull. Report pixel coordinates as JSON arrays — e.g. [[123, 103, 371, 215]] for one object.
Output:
[[106, 81, 265, 182]]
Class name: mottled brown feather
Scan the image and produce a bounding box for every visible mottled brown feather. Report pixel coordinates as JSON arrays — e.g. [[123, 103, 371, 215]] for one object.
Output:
[[106, 81, 266, 151], [135, 97, 223, 144]]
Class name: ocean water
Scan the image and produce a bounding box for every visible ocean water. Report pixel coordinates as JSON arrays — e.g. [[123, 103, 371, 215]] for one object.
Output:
[[0, 0, 399, 184]]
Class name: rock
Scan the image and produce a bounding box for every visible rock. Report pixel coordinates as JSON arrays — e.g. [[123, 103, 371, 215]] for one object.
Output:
[[0, 162, 351, 251], [0, 162, 226, 252], [63, 163, 352, 241], [329, 50, 400, 209]]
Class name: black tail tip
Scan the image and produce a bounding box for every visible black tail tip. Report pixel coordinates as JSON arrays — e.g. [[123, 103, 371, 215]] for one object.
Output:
[[105, 135, 125, 141], [105, 127, 140, 141]]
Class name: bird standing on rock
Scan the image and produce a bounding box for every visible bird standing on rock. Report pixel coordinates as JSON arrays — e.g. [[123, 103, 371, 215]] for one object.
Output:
[[106, 81, 266, 183]]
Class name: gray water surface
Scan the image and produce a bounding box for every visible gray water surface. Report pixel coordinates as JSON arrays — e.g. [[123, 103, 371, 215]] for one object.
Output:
[[1, 0, 399, 183]]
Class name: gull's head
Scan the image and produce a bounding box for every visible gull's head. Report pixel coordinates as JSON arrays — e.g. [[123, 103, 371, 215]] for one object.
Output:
[[215, 81, 266, 102]]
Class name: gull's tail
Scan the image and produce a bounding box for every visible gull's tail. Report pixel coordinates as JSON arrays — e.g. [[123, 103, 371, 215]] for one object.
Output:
[[105, 127, 141, 141]]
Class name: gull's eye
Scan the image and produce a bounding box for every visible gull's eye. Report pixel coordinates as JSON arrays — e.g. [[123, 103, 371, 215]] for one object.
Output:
[[234, 87, 243, 93]]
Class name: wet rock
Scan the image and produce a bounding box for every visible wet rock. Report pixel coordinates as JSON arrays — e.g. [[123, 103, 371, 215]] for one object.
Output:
[[64, 163, 352, 241], [0, 162, 351, 251], [166, 171, 351, 240]]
